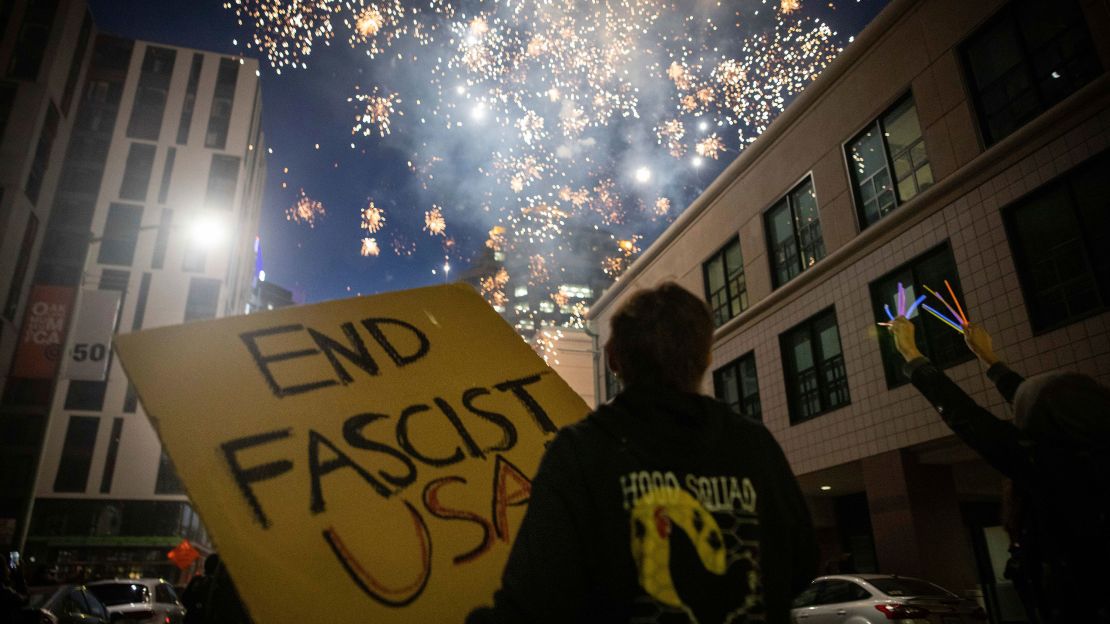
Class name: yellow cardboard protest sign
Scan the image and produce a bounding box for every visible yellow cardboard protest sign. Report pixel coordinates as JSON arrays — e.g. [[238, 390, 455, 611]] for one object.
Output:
[[114, 284, 590, 623]]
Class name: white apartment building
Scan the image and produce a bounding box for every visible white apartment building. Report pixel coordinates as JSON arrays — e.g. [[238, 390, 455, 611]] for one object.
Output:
[[588, 0, 1109, 620], [6, 29, 264, 580], [0, 0, 94, 550]]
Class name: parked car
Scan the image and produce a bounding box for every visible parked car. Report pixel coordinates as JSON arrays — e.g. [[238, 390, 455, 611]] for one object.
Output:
[[21, 584, 111, 624], [792, 574, 987, 623], [87, 578, 185, 624]]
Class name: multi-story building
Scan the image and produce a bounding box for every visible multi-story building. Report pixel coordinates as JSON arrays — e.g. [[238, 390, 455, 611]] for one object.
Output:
[[0, 0, 95, 550], [588, 0, 1109, 619], [2, 25, 265, 580]]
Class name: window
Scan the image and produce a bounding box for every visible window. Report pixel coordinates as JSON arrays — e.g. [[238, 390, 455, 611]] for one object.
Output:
[[766, 177, 825, 288], [713, 352, 761, 420], [98, 203, 143, 266], [151, 209, 172, 269], [962, 0, 1102, 146], [98, 418, 123, 493], [870, 244, 971, 387], [703, 237, 747, 327], [119, 142, 156, 200], [0, 81, 17, 139], [25, 102, 60, 204], [131, 273, 152, 330], [63, 379, 106, 411], [184, 278, 221, 322], [3, 213, 38, 321], [205, 154, 240, 210], [126, 46, 176, 140], [155, 450, 184, 494], [781, 308, 850, 424], [205, 58, 239, 149], [1004, 151, 1110, 332], [7, 0, 58, 80], [123, 383, 138, 413], [176, 54, 203, 144], [820, 580, 872, 604], [847, 95, 933, 228], [155, 584, 180, 605], [53, 415, 99, 492], [157, 147, 175, 203], [61, 12, 93, 114]]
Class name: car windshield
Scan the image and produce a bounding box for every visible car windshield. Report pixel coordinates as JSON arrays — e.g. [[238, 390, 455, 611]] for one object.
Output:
[[88, 583, 151, 606], [870, 578, 954, 598]]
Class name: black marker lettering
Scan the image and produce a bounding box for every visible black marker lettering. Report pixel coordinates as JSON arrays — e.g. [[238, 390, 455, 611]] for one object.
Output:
[[361, 317, 430, 367], [342, 412, 417, 488], [461, 387, 517, 453], [432, 397, 484, 460], [495, 374, 557, 434], [220, 428, 294, 528], [308, 429, 391, 514], [239, 325, 337, 398], [307, 322, 379, 384], [396, 404, 465, 467]]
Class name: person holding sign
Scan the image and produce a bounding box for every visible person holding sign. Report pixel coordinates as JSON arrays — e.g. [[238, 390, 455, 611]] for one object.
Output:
[[469, 282, 817, 624], [884, 316, 1110, 624]]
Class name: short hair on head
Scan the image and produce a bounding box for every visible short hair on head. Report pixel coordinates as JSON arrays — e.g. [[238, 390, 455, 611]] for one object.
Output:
[[607, 281, 714, 390]]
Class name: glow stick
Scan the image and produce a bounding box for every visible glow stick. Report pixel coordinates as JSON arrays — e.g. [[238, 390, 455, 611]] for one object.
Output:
[[905, 294, 927, 318], [897, 282, 906, 316], [922, 303, 965, 334], [923, 284, 965, 328], [945, 279, 968, 325], [884, 304, 894, 321]]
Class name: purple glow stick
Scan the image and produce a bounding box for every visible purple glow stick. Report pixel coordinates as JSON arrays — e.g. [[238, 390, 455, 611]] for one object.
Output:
[[897, 282, 906, 316], [906, 294, 927, 318]]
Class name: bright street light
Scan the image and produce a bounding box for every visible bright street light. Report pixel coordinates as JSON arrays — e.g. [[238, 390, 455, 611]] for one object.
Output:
[[187, 215, 228, 248]]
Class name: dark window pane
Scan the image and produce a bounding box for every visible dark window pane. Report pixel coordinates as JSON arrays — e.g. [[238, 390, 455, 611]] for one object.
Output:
[[151, 209, 172, 269], [119, 142, 156, 201], [126, 46, 176, 140], [767, 200, 797, 287], [182, 242, 206, 273], [184, 278, 220, 322], [122, 383, 138, 413], [205, 154, 240, 210], [61, 12, 93, 114], [870, 244, 971, 387], [98, 418, 123, 493], [1005, 151, 1109, 331], [7, 0, 58, 80], [64, 380, 107, 411], [963, 0, 1101, 145], [713, 352, 761, 420], [157, 147, 175, 203], [25, 102, 60, 204], [703, 238, 747, 327], [155, 450, 184, 494], [53, 415, 99, 492], [132, 272, 151, 330], [847, 122, 893, 227], [782, 308, 849, 424], [3, 213, 39, 321], [97, 203, 143, 266], [767, 177, 824, 288], [883, 97, 932, 204], [176, 54, 203, 145], [792, 179, 824, 269], [0, 81, 17, 140], [205, 58, 239, 149]]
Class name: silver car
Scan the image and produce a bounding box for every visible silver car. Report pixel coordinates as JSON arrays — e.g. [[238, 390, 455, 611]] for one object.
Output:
[[791, 574, 987, 623], [87, 578, 186, 624]]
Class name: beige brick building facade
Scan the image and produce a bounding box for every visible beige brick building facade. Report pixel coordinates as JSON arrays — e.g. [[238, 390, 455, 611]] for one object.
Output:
[[588, 0, 1110, 615]]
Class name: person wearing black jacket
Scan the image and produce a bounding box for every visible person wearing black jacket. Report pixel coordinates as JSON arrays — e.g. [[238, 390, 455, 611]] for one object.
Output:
[[468, 282, 817, 624], [885, 316, 1110, 624]]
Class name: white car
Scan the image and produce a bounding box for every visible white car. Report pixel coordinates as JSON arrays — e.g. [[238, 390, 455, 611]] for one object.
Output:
[[792, 574, 987, 623], [87, 578, 186, 624]]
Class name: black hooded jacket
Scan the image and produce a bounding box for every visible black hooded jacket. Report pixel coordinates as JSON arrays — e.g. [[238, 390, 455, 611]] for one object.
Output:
[[468, 384, 817, 624], [904, 358, 1110, 623]]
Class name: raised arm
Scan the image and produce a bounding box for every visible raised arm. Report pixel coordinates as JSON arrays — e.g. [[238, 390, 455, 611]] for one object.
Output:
[[963, 322, 1024, 403], [887, 317, 1031, 481]]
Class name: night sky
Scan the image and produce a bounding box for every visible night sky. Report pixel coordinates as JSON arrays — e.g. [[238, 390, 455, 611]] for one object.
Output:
[[87, 0, 889, 305]]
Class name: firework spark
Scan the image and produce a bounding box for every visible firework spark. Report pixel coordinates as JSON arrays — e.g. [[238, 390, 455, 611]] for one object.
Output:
[[360, 237, 380, 256], [285, 188, 325, 228], [361, 199, 386, 233], [424, 206, 446, 236]]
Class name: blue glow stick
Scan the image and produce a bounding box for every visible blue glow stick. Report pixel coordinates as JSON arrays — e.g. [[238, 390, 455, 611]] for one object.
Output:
[[905, 294, 927, 318], [884, 304, 894, 321], [922, 303, 965, 334]]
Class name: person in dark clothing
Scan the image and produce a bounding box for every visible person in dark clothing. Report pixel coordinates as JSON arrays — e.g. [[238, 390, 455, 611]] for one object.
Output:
[[1, 553, 29, 623], [469, 282, 817, 624], [885, 316, 1110, 624], [181, 553, 252, 624]]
